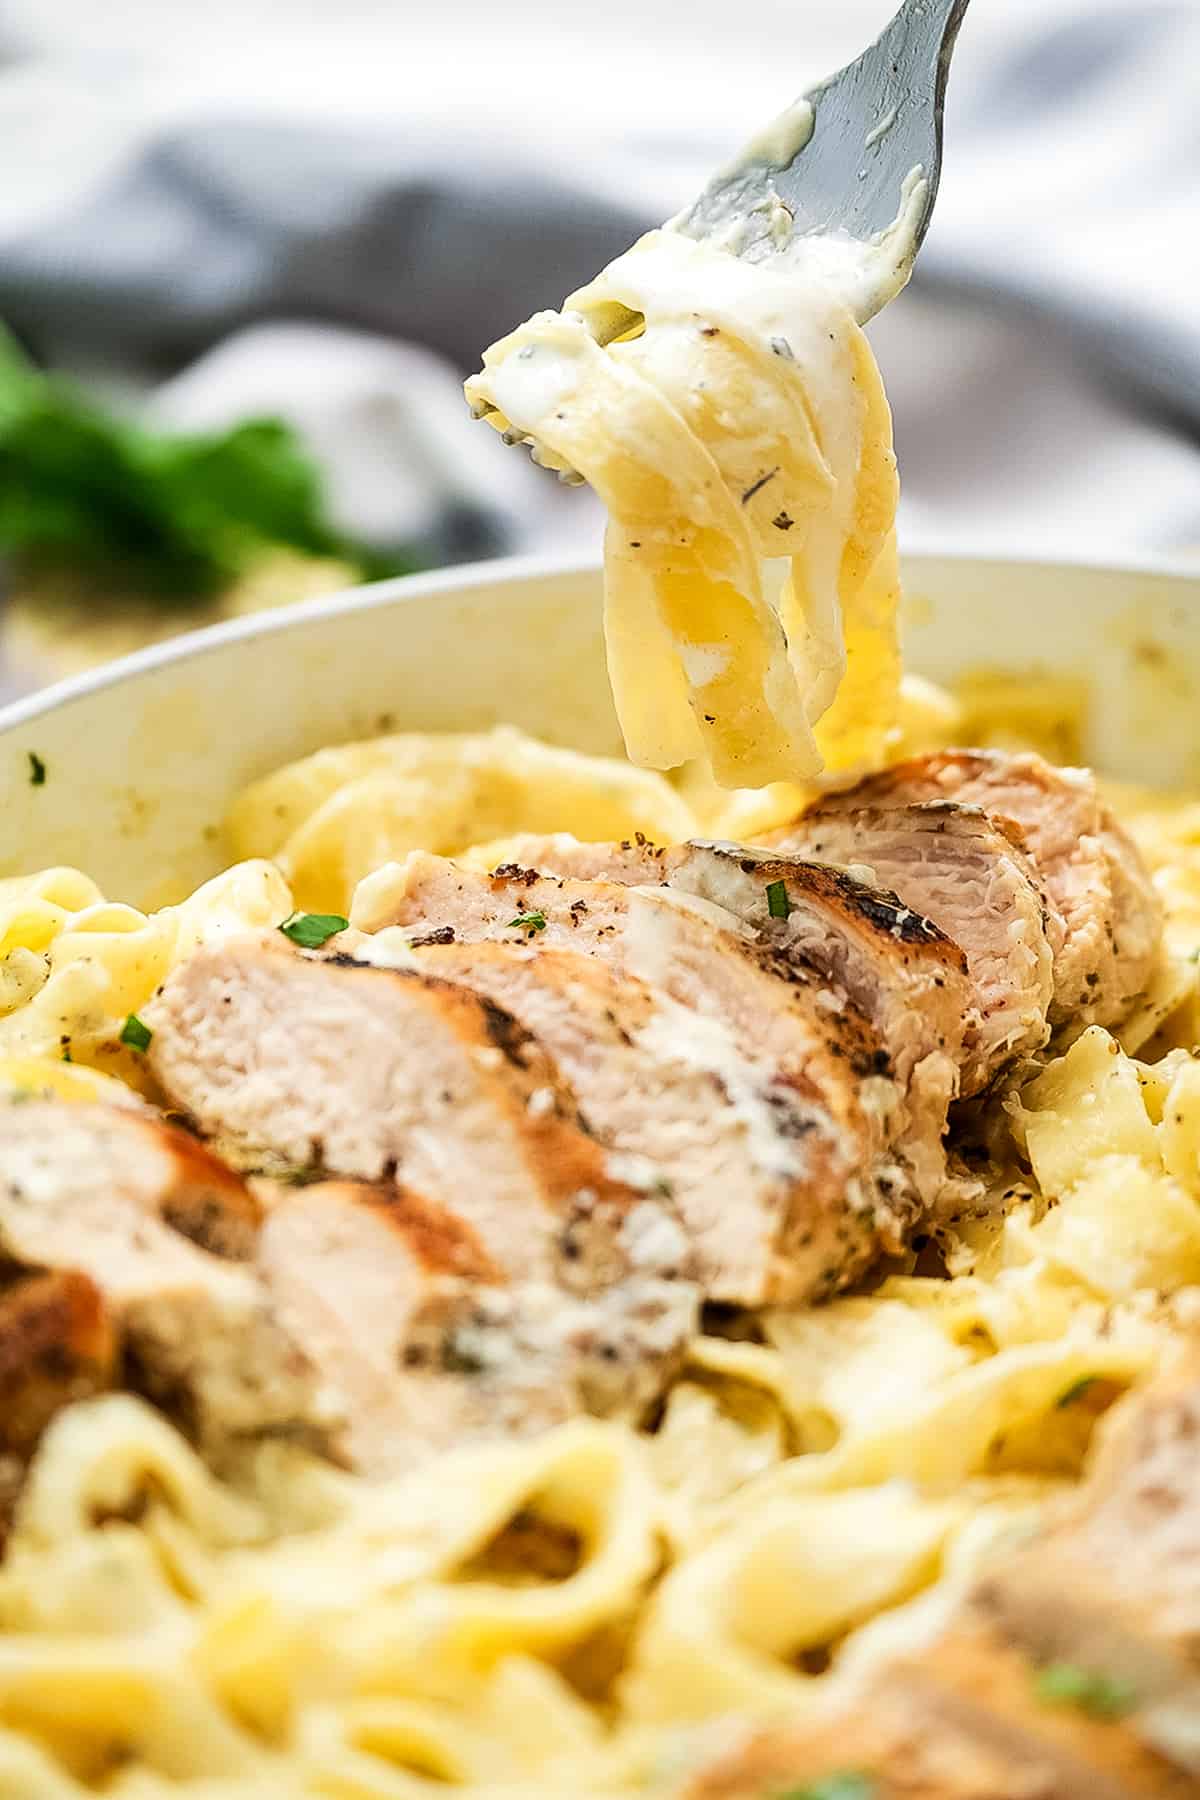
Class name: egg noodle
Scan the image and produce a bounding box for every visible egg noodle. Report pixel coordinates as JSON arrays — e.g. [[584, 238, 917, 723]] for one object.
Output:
[[466, 228, 902, 791], [1, 689, 1200, 1796]]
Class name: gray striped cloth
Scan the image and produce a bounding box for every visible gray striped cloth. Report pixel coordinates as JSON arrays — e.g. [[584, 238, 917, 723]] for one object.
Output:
[[0, 1, 1195, 589]]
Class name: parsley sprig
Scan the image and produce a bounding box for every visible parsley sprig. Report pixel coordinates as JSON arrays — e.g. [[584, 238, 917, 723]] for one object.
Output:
[[0, 326, 418, 600]]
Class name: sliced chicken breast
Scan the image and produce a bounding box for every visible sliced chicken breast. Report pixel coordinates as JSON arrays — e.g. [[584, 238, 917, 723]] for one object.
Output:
[[487, 834, 971, 1080], [685, 1630, 1191, 1799], [970, 1347, 1200, 1753], [682, 1354, 1200, 1800], [148, 934, 692, 1313], [485, 834, 675, 885], [356, 853, 920, 1303], [768, 800, 1056, 1091], [0, 1097, 325, 1455], [671, 842, 969, 1199], [800, 750, 1163, 1030], [407, 938, 861, 1304], [259, 1180, 559, 1475], [0, 1097, 262, 1275], [483, 835, 970, 1201], [260, 1179, 693, 1464], [0, 1270, 115, 1458]]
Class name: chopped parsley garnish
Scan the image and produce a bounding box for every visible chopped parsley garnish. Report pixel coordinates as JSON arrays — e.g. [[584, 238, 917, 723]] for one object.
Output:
[[775, 1775, 875, 1800], [278, 911, 348, 949], [26, 751, 46, 786], [119, 1013, 153, 1053], [1033, 1662, 1136, 1718], [508, 911, 547, 933], [1056, 1375, 1098, 1408], [766, 879, 792, 920]]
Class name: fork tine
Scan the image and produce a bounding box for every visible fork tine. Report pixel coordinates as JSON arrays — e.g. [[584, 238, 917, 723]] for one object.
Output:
[[670, 0, 969, 324], [469, 0, 970, 477]]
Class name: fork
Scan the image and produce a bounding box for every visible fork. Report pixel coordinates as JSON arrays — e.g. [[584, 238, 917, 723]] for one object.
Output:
[[473, 0, 969, 454], [671, 0, 971, 324]]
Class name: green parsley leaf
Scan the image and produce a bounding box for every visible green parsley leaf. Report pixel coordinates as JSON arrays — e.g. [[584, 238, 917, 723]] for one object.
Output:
[[508, 912, 548, 932], [279, 912, 349, 949], [26, 751, 45, 786], [1034, 1662, 1136, 1718], [1056, 1375, 1098, 1408], [775, 1775, 875, 1800], [766, 878, 792, 920], [119, 1013, 153, 1053]]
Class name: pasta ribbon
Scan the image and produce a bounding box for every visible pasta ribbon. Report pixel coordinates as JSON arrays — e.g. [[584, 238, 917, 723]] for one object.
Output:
[[0, 720, 1198, 1796], [0, 862, 293, 1080], [467, 229, 901, 788]]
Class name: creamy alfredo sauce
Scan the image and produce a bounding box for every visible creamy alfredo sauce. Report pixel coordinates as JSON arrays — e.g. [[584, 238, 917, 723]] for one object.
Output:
[[467, 112, 926, 791]]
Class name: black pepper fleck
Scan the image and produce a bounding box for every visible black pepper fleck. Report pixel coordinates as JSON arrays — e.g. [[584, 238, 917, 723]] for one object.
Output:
[[741, 468, 779, 504]]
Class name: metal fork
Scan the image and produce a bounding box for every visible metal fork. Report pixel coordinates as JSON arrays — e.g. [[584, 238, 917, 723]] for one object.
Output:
[[673, 0, 971, 322], [473, 0, 970, 469]]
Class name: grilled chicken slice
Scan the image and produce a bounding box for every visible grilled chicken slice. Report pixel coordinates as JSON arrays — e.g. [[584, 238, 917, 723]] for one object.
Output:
[[486, 836, 971, 1200], [0, 1094, 261, 1261], [356, 853, 919, 1303], [0, 1270, 115, 1458], [671, 843, 969, 1200], [0, 1097, 325, 1454], [684, 1630, 1192, 1799], [148, 934, 693, 1312], [259, 1180, 563, 1474], [796, 750, 1163, 1030], [0, 1267, 117, 1548], [767, 800, 1055, 1092], [260, 1178, 692, 1460], [681, 1354, 1200, 1800], [490, 834, 971, 1074], [970, 1345, 1200, 1758], [407, 938, 861, 1304], [487, 833, 676, 884]]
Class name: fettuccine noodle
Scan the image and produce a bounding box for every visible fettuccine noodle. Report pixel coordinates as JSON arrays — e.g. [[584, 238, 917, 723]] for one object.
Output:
[[466, 229, 902, 789], [1, 698, 1199, 1796]]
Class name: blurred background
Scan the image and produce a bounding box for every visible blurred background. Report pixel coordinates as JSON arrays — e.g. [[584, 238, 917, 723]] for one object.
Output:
[[0, 0, 1196, 696]]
